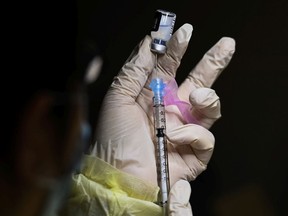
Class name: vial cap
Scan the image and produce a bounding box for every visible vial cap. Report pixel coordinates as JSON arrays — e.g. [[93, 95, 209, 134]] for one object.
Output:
[[151, 43, 166, 54]]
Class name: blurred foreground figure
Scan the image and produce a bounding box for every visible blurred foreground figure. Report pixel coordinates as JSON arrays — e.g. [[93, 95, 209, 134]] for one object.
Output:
[[0, 2, 93, 216]]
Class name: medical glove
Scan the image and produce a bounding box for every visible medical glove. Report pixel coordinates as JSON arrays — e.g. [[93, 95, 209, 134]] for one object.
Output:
[[92, 23, 235, 214]]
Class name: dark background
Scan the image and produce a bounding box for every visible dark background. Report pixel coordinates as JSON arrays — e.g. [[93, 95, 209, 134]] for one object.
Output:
[[77, 0, 288, 215]]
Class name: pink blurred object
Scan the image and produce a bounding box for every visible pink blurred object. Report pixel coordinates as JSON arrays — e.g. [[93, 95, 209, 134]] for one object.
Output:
[[164, 79, 198, 124]]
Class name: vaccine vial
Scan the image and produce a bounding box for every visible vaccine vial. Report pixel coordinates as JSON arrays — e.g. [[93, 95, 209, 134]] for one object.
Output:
[[151, 9, 176, 54]]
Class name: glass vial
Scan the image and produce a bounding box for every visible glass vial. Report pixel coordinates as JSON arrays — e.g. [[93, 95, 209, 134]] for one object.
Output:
[[151, 9, 176, 54]]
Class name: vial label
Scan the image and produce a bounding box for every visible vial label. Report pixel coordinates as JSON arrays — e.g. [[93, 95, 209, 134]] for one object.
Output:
[[151, 10, 162, 32]]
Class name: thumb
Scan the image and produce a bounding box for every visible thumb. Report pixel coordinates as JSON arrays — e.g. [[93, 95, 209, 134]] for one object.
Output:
[[169, 180, 193, 216], [111, 35, 154, 100]]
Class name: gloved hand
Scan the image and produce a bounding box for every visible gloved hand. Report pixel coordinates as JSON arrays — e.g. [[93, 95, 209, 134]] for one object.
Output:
[[92, 23, 235, 214]]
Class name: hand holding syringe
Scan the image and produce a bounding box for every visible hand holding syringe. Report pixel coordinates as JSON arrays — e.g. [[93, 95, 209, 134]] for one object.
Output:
[[94, 12, 235, 214]]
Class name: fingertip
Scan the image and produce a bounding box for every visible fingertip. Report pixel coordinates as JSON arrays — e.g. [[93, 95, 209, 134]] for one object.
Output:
[[143, 34, 153, 45], [124, 35, 153, 64], [189, 88, 221, 126], [218, 37, 236, 55], [139, 35, 153, 54], [172, 179, 191, 194], [129, 35, 154, 66], [173, 23, 193, 44], [169, 179, 191, 208], [189, 88, 219, 109], [183, 23, 194, 31], [181, 23, 194, 35]]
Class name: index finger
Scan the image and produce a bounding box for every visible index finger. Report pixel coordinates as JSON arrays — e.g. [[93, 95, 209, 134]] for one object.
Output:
[[156, 24, 193, 80], [178, 37, 236, 99]]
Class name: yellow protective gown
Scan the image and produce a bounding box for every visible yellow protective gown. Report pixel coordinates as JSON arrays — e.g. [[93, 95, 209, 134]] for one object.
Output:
[[60, 155, 162, 216]]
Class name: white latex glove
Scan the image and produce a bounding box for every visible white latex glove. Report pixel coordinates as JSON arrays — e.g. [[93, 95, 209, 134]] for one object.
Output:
[[168, 179, 193, 216], [92, 23, 235, 214]]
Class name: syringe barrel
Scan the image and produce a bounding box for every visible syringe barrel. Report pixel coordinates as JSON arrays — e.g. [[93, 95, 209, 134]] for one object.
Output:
[[153, 102, 165, 129], [151, 78, 170, 214], [156, 129, 170, 207]]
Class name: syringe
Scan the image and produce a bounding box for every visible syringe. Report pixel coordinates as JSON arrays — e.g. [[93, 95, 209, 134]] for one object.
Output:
[[149, 67, 170, 214], [149, 9, 176, 216]]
